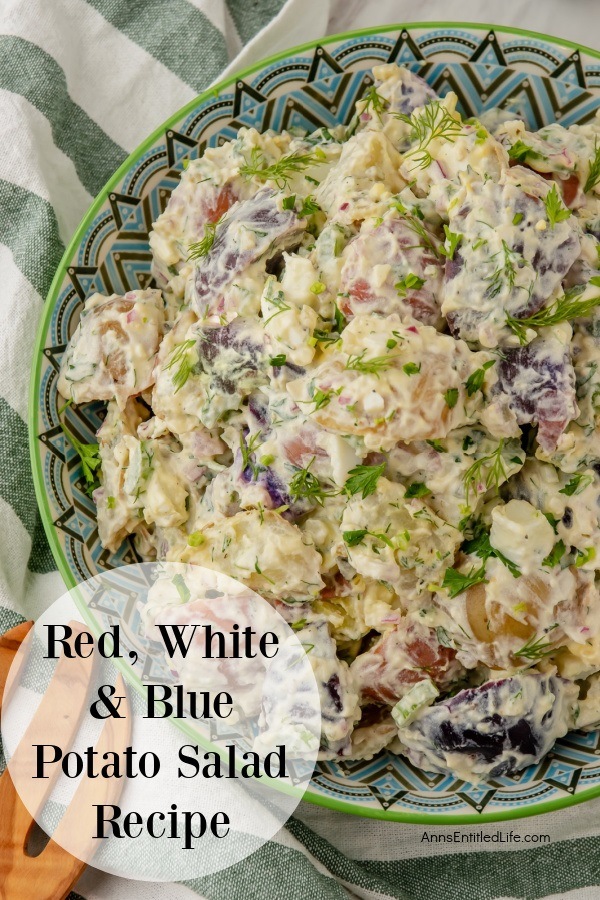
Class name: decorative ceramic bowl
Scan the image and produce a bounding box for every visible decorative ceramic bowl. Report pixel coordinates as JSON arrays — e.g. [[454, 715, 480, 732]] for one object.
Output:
[[30, 23, 600, 823]]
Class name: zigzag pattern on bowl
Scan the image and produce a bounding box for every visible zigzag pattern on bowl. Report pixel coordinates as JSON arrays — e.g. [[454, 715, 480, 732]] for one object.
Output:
[[33, 26, 600, 821]]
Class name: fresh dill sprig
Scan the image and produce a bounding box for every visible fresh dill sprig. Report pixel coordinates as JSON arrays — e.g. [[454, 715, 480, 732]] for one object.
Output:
[[263, 289, 291, 325], [514, 628, 559, 661], [239, 147, 325, 190], [345, 351, 397, 376], [485, 240, 526, 299], [240, 431, 263, 479], [463, 440, 507, 503], [289, 457, 329, 505], [188, 221, 219, 259], [343, 462, 385, 499], [61, 424, 101, 496], [544, 184, 571, 228], [506, 285, 600, 344], [391, 199, 441, 259], [584, 140, 600, 194], [361, 85, 387, 120], [164, 339, 197, 392], [396, 100, 463, 170]]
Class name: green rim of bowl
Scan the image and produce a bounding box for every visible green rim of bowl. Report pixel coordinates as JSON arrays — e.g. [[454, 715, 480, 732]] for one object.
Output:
[[29, 22, 600, 825]]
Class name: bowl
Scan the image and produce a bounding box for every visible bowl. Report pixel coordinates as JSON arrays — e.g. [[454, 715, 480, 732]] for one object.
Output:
[[30, 22, 600, 823]]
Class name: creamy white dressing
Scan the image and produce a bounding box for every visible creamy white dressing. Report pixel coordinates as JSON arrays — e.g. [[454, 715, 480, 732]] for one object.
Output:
[[56, 64, 600, 781]]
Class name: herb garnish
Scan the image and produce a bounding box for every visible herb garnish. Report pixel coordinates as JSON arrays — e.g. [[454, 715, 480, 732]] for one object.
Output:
[[542, 539, 566, 568], [395, 273, 425, 296], [397, 101, 463, 170], [514, 629, 559, 661], [584, 141, 600, 194], [404, 482, 431, 499], [441, 564, 488, 598], [61, 425, 101, 496], [164, 339, 197, 392], [544, 184, 571, 228], [465, 360, 495, 397], [239, 147, 325, 190], [463, 441, 509, 503], [289, 457, 328, 505], [559, 472, 594, 496], [344, 463, 385, 499], [506, 285, 600, 344], [439, 226, 462, 260], [345, 351, 397, 376], [188, 221, 218, 260]]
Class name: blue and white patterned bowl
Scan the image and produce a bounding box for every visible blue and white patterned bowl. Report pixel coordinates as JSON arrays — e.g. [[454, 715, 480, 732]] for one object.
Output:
[[30, 24, 600, 823]]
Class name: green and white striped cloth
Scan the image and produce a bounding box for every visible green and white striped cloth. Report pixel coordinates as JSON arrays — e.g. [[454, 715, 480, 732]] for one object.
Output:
[[3, 1, 600, 897]]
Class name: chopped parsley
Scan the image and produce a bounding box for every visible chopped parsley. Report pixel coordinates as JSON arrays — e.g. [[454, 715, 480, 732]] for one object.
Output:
[[439, 226, 462, 260], [404, 482, 431, 499], [299, 195, 321, 217], [61, 425, 101, 496], [344, 463, 386, 499], [345, 351, 397, 376], [508, 140, 540, 163], [465, 360, 495, 396], [544, 183, 571, 228], [444, 388, 459, 408], [559, 472, 594, 496], [542, 539, 566, 568], [342, 529, 369, 547], [441, 564, 488, 599]]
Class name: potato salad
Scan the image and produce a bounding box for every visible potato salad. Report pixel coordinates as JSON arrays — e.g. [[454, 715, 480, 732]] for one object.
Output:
[[58, 64, 600, 783]]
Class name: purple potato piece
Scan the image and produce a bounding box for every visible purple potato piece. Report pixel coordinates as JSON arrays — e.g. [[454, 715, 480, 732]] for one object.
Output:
[[443, 169, 580, 346], [372, 67, 438, 118], [397, 672, 577, 782], [248, 393, 270, 429], [492, 334, 578, 452], [191, 188, 305, 317], [196, 317, 268, 396], [257, 620, 360, 759], [238, 454, 317, 522]]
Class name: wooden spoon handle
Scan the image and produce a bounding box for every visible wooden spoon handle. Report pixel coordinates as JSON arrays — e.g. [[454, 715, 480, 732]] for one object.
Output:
[[0, 622, 131, 899]]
